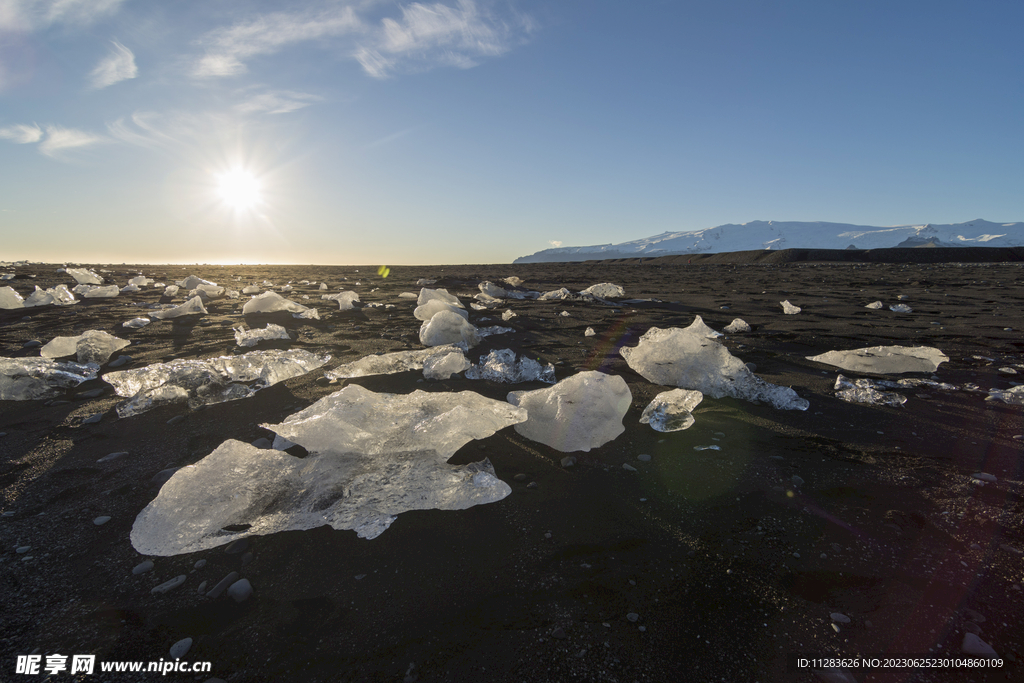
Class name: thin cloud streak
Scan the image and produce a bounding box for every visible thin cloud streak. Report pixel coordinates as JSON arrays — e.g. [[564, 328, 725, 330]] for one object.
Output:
[[90, 39, 137, 88], [38, 125, 104, 156], [0, 123, 43, 143], [234, 89, 323, 115], [0, 0, 129, 31], [192, 6, 363, 77]]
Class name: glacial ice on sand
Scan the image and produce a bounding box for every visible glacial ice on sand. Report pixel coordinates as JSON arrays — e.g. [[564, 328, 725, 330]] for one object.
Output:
[[264, 384, 526, 459], [123, 318, 151, 329], [40, 330, 130, 366], [465, 349, 556, 384], [640, 388, 703, 432], [24, 285, 77, 307], [507, 371, 632, 452], [0, 286, 25, 309], [121, 283, 140, 293], [833, 375, 907, 407], [582, 283, 625, 298], [325, 345, 464, 380], [0, 358, 99, 400], [128, 276, 153, 287], [417, 288, 463, 309], [163, 285, 179, 297], [176, 275, 216, 289], [723, 318, 750, 333], [619, 326, 809, 410], [987, 386, 1024, 405], [234, 324, 291, 347], [889, 304, 913, 313], [82, 285, 119, 298], [104, 349, 330, 417], [150, 296, 208, 320], [780, 300, 801, 314], [414, 298, 469, 321], [419, 309, 480, 349], [130, 440, 513, 554], [865, 301, 884, 309], [243, 291, 320, 319], [322, 291, 360, 310], [806, 346, 948, 374], [66, 268, 103, 285], [422, 349, 471, 379], [685, 315, 722, 338]]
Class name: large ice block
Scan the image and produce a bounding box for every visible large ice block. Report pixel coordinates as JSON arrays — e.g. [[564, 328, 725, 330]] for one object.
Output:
[[325, 345, 465, 380], [806, 346, 949, 374], [507, 371, 632, 452], [40, 330, 130, 365], [103, 349, 330, 417], [24, 285, 77, 307], [130, 440, 512, 554], [0, 358, 99, 400], [465, 349, 556, 384], [422, 349, 471, 379], [619, 326, 808, 410], [0, 286, 25, 309], [414, 299, 468, 321], [419, 309, 480, 349]]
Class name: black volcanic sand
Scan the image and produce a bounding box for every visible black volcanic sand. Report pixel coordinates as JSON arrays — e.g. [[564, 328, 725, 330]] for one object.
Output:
[[2, 257, 1023, 683]]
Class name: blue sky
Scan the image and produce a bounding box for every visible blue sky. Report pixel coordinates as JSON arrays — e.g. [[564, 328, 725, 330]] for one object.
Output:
[[1, 0, 1021, 265]]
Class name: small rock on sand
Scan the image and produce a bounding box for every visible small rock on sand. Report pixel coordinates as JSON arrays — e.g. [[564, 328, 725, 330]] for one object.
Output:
[[169, 637, 192, 658], [152, 575, 186, 595]]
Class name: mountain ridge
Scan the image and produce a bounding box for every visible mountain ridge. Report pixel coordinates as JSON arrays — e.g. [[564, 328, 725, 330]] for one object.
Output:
[[514, 219, 1024, 263]]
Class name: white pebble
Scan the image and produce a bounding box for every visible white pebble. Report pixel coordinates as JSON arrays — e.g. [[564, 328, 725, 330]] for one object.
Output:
[[169, 637, 192, 659], [93, 516, 111, 526]]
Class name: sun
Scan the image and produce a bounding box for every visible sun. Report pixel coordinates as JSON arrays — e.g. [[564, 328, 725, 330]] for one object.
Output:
[[216, 167, 262, 211]]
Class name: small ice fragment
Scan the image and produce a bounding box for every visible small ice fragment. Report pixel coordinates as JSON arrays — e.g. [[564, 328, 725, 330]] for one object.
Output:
[[82, 284, 119, 298], [501, 309, 516, 321], [987, 386, 1024, 405], [40, 330, 130, 365], [243, 291, 319, 319], [326, 346, 464, 379], [150, 296, 208, 320], [466, 349, 556, 384], [685, 315, 722, 338], [584, 327, 596, 337], [539, 287, 572, 300], [723, 318, 750, 333], [417, 288, 463, 309], [807, 346, 948, 374], [507, 371, 632, 452], [865, 301, 884, 309], [422, 349, 471, 379], [414, 299, 468, 322], [0, 358, 99, 400], [582, 283, 625, 298], [639, 388, 703, 432], [479, 281, 509, 298], [889, 304, 912, 313], [620, 326, 808, 410], [121, 283, 141, 293], [163, 284, 179, 297], [322, 291, 360, 310], [694, 445, 720, 451], [234, 324, 291, 347], [477, 325, 514, 338], [780, 300, 801, 314], [123, 318, 151, 329], [398, 292, 418, 299], [833, 374, 907, 407], [241, 285, 260, 295], [66, 268, 103, 285], [177, 275, 216, 289], [128, 276, 153, 287]]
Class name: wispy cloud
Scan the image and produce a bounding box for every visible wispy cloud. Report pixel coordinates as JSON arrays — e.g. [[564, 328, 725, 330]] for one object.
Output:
[[355, 0, 534, 78], [549, 240, 562, 248], [234, 88, 323, 115], [90, 39, 137, 88], [192, 6, 363, 77], [38, 125, 104, 156], [0, 0, 129, 32], [0, 123, 43, 143]]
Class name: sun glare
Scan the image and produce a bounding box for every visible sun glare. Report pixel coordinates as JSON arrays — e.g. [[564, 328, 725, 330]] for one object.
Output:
[[216, 168, 262, 211]]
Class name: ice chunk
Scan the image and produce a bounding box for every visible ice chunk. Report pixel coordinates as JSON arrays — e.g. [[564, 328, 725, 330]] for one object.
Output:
[[422, 349, 471, 379], [130, 440, 512, 554], [323, 291, 360, 310], [507, 371, 631, 452], [24, 285, 77, 307], [264, 384, 527, 459], [414, 298, 468, 321], [504, 276, 523, 287], [479, 281, 509, 298], [539, 287, 572, 300], [398, 292, 418, 299], [243, 291, 319, 319], [163, 284, 179, 297], [150, 295, 208, 320], [582, 283, 625, 298], [177, 275, 216, 289], [241, 285, 260, 295], [325, 345, 464, 380], [865, 301, 884, 309], [234, 324, 291, 347], [780, 300, 801, 314], [193, 284, 226, 301], [83, 285, 119, 298], [0, 286, 25, 309], [120, 283, 141, 293], [466, 349, 556, 384], [417, 287, 463, 309], [619, 326, 808, 410], [834, 374, 907, 407], [889, 304, 912, 313], [477, 325, 513, 338], [723, 318, 750, 333], [640, 388, 703, 432], [987, 386, 1024, 405], [66, 268, 103, 285], [806, 346, 948, 374], [40, 330, 130, 365], [584, 327, 596, 337], [416, 278, 437, 286], [685, 315, 722, 338], [123, 318, 151, 329], [128, 276, 153, 287], [104, 349, 330, 417], [319, 283, 328, 291], [0, 358, 99, 400], [501, 309, 516, 321], [419, 309, 480, 349]]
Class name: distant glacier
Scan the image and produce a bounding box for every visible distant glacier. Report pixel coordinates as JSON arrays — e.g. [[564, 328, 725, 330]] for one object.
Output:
[[513, 220, 1024, 263]]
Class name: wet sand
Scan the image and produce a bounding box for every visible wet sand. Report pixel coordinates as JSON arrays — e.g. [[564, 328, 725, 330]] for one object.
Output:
[[2, 255, 1023, 682]]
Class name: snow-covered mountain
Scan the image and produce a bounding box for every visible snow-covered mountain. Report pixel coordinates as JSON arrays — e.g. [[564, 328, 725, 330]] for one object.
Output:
[[513, 220, 1024, 263]]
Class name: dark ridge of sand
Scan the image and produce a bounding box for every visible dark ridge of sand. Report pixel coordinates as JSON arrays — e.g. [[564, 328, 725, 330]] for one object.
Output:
[[1, 261, 1023, 683], [574, 246, 1024, 266]]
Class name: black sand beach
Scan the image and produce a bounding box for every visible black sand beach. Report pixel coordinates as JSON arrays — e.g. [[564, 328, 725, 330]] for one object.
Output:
[[2, 253, 1023, 682]]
